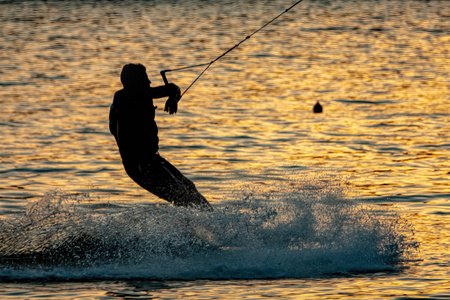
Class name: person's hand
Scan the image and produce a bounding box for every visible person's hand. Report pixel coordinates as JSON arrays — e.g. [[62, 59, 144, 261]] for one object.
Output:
[[173, 84, 181, 102], [164, 84, 181, 114], [165, 95, 178, 114]]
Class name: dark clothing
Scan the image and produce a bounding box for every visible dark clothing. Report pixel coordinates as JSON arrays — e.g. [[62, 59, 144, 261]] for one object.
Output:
[[109, 87, 212, 210], [109, 88, 159, 162], [123, 153, 210, 208]]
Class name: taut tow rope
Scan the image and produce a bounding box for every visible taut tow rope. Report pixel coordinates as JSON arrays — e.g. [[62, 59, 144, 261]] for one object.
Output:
[[160, 0, 305, 100]]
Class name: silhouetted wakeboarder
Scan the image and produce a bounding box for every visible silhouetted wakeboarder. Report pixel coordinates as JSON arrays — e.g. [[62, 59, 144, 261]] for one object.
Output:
[[109, 63, 212, 211]]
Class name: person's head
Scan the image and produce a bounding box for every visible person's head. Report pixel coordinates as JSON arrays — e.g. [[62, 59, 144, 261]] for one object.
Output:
[[120, 63, 151, 89]]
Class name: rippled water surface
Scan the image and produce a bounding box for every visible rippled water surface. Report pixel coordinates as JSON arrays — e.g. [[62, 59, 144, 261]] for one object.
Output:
[[0, 0, 449, 299]]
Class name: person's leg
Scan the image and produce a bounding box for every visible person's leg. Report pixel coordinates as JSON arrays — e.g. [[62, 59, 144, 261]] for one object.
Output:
[[156, 155, 211, 210], [123, 156, 212, 210]]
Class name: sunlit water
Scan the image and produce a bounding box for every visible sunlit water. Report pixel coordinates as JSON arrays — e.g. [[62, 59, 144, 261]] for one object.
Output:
[[0, 0, 449, 299]]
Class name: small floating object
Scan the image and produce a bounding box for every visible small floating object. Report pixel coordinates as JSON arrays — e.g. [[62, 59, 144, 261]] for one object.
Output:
[[313, 101, 323, 113]]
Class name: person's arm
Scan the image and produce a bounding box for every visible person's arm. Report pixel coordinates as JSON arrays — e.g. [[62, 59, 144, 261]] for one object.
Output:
[[109, 93, 120, 142], [150, 83, 181, 115], [150, 83, 180, 99]]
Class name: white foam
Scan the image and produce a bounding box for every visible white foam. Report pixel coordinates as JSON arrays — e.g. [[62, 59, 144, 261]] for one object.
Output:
[[0, 179, 418, 280]]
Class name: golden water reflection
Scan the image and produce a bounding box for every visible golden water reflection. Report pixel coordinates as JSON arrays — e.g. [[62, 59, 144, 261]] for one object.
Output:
[[2, 2, 449, 195], [0, 1, 449, 298], [0, 1, 448, 202]]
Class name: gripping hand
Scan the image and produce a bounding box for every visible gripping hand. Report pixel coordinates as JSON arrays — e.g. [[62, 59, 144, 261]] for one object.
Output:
[[164, 84, 181, 115], [164, 96, 178, 114]]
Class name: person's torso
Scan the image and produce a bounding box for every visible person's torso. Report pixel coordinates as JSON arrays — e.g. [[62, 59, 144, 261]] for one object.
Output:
[[112, 89, 159, 161]]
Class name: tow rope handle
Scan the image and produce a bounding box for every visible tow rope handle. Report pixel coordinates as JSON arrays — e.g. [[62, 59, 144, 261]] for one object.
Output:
[[160, 69, 182, 106], [160, 69, 170, 85], [161, 69, 185, 103]]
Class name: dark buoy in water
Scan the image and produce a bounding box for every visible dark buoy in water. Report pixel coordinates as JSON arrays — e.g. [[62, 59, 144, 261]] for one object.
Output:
[[313, 101, 323, 113]]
